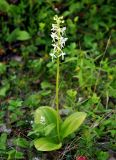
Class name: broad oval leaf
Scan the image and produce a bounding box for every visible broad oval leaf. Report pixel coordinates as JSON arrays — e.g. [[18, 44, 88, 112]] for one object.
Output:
[[61, 112, 86, 139], [17, 31, 31, 41], [34, 106, 61, 125], [34, 137, 62, 151], [34, 106, 62, 140], [44, 123, 56, 136], [7, 29, 31, 42]]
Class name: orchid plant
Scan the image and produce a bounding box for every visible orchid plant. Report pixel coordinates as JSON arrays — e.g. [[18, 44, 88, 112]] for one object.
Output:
[[32, 15, 86, 151]]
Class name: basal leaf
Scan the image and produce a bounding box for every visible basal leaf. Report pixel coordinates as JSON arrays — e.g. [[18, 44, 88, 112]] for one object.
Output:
[[34, 106, 62, 140], [44, 123, 56, 136], [34, 137, 62, 151], [61, 112, 86, 139], [34, 106, 61, 125]]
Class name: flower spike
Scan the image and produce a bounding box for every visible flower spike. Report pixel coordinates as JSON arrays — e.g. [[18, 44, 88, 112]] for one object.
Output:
[[50, 15, 67, 61]]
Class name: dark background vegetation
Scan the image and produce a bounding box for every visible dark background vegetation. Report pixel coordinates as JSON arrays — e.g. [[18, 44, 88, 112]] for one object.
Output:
[[0, 0, 116, 159]]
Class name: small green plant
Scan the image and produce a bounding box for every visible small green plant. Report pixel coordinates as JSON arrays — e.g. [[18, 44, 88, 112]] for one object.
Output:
[[31, 15, 86, 151]]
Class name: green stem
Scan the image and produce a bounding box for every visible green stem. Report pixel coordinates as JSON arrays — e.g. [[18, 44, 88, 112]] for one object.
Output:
[[56, 56, 60, 142], [55, 19, 62, 142]]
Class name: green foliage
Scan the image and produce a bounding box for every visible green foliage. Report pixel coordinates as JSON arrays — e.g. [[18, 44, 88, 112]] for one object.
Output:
[[0, 0, 10, 12], [13, 137, 29, 148], [24, 93, 41, 107], [32, 106, 86, 151], [7, 149, 24, 160], [8, 99, 24, 123], [96, 151, 109, 160], [34, 107, 60, 125], [0, 82, 10, 97], [0, 133, 7, 150], [7, 29, 31, 42], [0, 63, 6, 74], [61, 112, 86, 139], [34, 138, 62, 151]]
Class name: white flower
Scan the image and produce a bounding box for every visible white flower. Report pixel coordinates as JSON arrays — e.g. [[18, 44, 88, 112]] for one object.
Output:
[[61, 27, 66, 34], [50, 53, 57, 61], [51, 24, 58, 31], [78, 97, 83, 102], [60, 37, 68, 48], [52, 43, 61, 51], [40, 116, 46, 124], [30, 120, 34, 124], [51, 32, 58, 42], [32, 157, 40, 160], [58, 52, 66, 60]]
